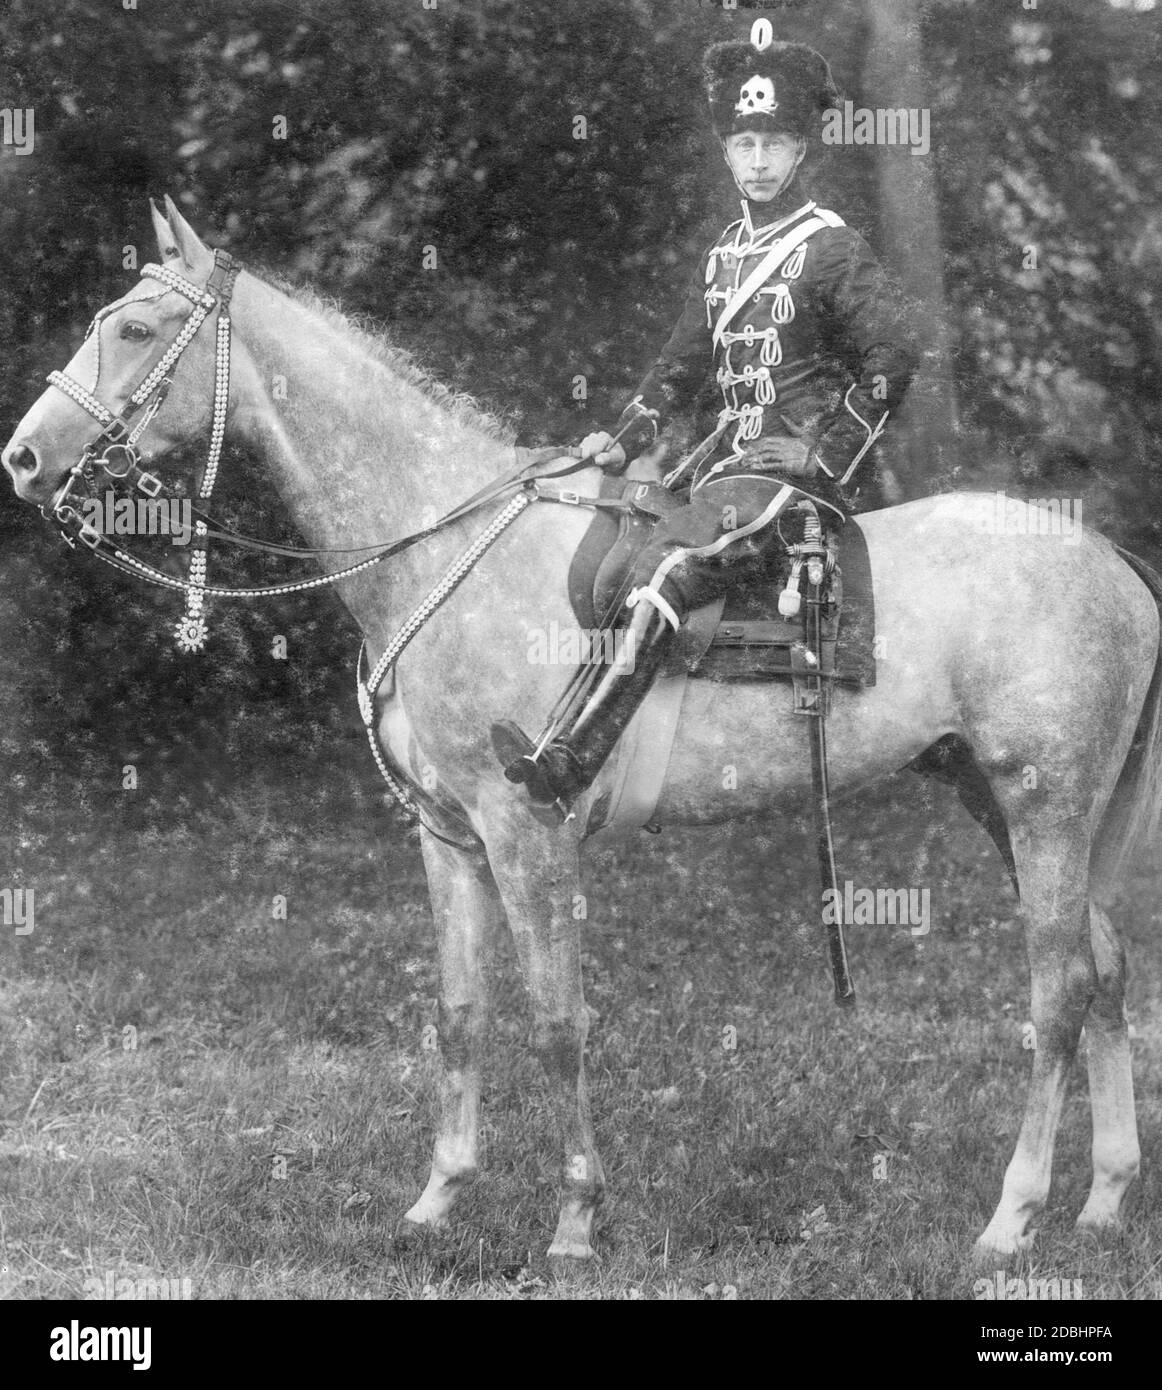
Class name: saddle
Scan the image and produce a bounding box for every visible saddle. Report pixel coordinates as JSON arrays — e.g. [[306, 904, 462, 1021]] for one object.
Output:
[[566, 475, 877, 703]]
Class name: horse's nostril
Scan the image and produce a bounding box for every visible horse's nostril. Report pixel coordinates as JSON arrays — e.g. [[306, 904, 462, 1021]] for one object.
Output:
[[3, 442, 40, 478]]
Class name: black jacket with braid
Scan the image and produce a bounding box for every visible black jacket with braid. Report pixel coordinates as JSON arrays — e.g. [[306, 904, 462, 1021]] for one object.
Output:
[[615, 186, 919, 506]]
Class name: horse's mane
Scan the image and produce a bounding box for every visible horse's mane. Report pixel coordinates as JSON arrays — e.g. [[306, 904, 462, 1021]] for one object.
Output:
[[263, 271, 515, 445]]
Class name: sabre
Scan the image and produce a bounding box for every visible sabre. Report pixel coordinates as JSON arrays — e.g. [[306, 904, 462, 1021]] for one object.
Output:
[[787, 507, 855, 1007], [806, 568, 856, 1007]]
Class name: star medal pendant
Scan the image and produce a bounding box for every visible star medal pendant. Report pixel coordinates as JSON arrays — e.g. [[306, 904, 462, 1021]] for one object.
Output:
[[174, 613, 209, 654]]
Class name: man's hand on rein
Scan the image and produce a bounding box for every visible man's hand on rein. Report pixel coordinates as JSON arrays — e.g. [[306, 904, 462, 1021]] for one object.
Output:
[[578, 431, 627, 472]]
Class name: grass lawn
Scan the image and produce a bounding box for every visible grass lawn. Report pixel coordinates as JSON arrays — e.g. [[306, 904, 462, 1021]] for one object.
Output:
[[1, 771, 1159, 1300]]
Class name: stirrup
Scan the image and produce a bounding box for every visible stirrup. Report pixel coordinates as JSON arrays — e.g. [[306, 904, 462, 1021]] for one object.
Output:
[[490, 721, 575, 827]]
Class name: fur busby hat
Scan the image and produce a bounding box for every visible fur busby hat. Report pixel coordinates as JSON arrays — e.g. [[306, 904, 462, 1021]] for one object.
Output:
[[704, 29, 839, 141]]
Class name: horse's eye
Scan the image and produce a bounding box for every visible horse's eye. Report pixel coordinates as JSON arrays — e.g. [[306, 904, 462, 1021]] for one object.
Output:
[[120, 321, 152, 342]]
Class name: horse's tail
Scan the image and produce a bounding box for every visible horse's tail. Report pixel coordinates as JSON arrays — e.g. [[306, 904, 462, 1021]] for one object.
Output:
[[1091, 546, 1162, 899]]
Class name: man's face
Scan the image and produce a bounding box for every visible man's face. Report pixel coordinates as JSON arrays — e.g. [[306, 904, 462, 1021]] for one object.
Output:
[[724, 129, 804, 201]]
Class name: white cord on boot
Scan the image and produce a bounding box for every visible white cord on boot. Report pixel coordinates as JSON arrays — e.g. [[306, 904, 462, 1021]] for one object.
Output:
[[626, 585, 682, 632]]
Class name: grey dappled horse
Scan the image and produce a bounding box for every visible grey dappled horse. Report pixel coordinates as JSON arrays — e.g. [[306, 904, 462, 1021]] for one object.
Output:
[[4, 199, 1159, 1259]]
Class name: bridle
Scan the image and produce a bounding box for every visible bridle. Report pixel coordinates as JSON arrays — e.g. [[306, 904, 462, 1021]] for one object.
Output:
[[36, 247, 620, 846], [45, 249, 241, 651], [40, 251, 607, 634]]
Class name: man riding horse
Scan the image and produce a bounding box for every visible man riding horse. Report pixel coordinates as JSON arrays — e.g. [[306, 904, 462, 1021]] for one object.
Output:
[[495, 29, 919, 813], [2, 50, 1154, 1261]]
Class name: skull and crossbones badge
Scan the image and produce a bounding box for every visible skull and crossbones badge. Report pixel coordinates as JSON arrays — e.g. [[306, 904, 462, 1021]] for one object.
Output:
[[735, 75, 778, 118]]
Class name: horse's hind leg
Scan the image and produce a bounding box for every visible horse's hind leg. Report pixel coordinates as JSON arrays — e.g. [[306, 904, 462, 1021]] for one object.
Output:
[[1076, 900, 1140, 1231], [977, 817, 1097, 1257], [403, 828, 503, 1230]]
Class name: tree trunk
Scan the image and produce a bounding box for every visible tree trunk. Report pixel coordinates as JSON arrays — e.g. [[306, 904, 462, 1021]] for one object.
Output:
[[862, 0, 960, 498]]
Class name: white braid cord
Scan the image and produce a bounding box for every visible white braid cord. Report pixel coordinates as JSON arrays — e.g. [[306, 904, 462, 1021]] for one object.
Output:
[[357, 489, 534, 817], [45, 371, 113, 423], [99, 544, 392, 598], [174, 303, 232, 652]]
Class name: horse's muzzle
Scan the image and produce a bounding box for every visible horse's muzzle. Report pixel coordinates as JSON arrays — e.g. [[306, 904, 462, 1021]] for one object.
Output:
[[2, 439, 46, 501]]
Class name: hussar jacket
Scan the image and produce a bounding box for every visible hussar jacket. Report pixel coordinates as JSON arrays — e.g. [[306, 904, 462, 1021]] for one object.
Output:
[[616, 189, 919, 503]]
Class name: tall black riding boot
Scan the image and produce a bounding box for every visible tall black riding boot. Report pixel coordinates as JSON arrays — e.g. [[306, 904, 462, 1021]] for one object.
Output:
[[492, 601, 675, 810]]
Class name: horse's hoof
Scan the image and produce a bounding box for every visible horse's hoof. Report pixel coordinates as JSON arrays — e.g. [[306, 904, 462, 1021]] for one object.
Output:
[[546, 1239, 597, 1261], [1075, 1209, 1123, 1236], [396, 1213, 449, 1246], [973, 1232, 1033, 1268]]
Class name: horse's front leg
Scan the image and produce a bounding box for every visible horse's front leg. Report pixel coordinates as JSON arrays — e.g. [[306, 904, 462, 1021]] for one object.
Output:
[[976, 818, 1097, 1257], [1076, 900, 1140, 1231], [482, 810, 604, 1259], [403, 826, 504, 1231]]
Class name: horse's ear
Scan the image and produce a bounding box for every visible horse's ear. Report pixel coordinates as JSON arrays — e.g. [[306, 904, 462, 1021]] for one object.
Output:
[[157, 194, 214, 277], [150, 198, 181, 262]]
